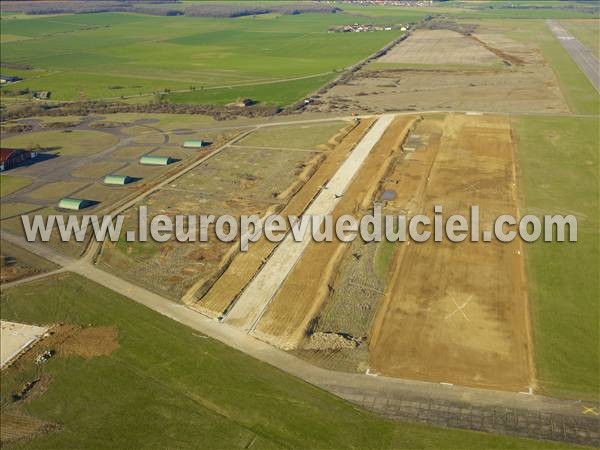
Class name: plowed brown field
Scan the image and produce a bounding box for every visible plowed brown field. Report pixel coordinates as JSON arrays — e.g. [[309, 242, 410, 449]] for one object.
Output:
[[369, 114, 534, 392]]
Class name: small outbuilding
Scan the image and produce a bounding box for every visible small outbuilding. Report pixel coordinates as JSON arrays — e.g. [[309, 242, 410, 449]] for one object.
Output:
[[32, 91, 51, 100], [58, 197, 93, 210], [183, 140, 208, 149], [0, 75, 22, 84], [139, 155, 172, 166], [104, 174, 133, 185]]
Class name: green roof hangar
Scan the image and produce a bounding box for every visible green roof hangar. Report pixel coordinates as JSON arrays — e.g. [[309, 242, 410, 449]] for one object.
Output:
[[183, 140, 209, 149], [58, 197, 94, 210], [104, 174, 133, 185], [139, 155, 173, 166]]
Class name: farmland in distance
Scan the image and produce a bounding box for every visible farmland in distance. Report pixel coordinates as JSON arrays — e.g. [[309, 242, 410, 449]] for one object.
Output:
[[0, 12, 408, 105]]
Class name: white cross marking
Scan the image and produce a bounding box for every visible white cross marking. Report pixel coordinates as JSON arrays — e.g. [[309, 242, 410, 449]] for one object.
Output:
[[445, 294, 473, 321]]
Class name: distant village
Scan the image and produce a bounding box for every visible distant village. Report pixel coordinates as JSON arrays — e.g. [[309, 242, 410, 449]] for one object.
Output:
[[330, 23, 408, 33], [332, 0, 434, 7]]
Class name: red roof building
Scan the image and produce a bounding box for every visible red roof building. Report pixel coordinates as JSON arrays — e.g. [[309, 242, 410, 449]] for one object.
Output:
[[0, 148, 38, 172]]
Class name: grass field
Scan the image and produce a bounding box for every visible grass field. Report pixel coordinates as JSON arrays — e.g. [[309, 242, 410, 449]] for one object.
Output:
[[165, 73, 335, 106], [562, 19, 600, 58], [515, 116, 599, 400], [501, 20, 599, 115], [0, 175, 32, 197], [0, 202, 41, 220], [0, 12, 405, 105], [237, 121, 347, 148], [0, 274, 577, 449], [1, 130, 118, 156], [337, 2, 596, 20]]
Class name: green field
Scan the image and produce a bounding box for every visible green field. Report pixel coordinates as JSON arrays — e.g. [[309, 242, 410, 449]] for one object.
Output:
[[2, 4, 597, 107], [1, 130, 118, 156], [531, 24, 599, 115], [471, 19, 600, 115], [0, 12, 405, 105], [0, 274, 577, 449], [562, 19, 600, 58], [338, 1, 596, 20], [516, 116, 599, 400], [165, 73, 335, 105], [238, 121, 347, 148], [0, 175, 32, 197]]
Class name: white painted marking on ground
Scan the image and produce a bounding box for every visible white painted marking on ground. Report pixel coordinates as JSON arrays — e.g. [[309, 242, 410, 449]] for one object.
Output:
[[462, 181, 480, 193], [445, 294, 473, 321], [1, 321, 48, 369]]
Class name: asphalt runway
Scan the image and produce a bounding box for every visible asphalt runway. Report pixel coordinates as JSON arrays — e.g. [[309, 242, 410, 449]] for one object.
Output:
[[546, 20, 600, 93]]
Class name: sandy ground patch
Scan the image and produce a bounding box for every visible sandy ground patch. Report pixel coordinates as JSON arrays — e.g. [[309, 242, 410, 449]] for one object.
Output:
[[369, 114, 533, 392], [380, 29, 499, 66], [57, 326, 119, 358]]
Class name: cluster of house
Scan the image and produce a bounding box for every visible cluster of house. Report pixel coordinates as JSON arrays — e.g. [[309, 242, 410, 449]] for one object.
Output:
[[226, 98, 255, 108], [1, 75, 52, 99], [33, 91, 51, 100], [0, 75, 22, 85], [332, 23, 399, 32], [335, 0, 433, 6]]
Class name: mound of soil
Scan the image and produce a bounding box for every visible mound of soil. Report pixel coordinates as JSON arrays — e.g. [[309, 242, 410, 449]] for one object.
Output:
[[57, 326, 119, 358], [304, 332, 361, 351]]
